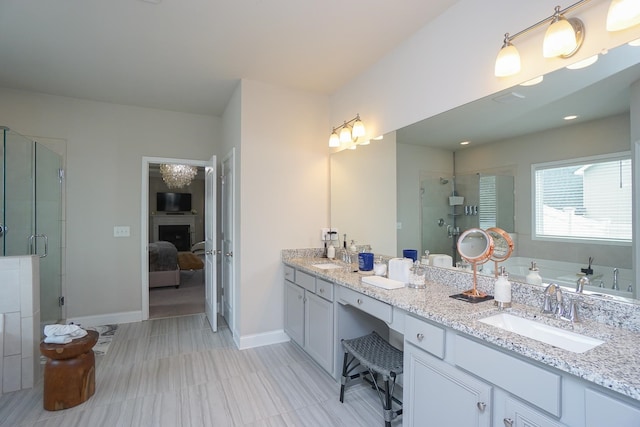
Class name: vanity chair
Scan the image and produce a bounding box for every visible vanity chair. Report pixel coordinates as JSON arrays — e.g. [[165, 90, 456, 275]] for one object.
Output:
[[339, 331, 403, 427]]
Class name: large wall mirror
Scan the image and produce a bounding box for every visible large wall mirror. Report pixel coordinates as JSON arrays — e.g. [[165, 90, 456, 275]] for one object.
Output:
[[330, 41, 640, 300]]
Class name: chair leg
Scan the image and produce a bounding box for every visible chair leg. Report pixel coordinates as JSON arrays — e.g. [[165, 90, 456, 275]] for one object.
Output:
[[384, 377, 392, 427], [339, 351, 349, 403]]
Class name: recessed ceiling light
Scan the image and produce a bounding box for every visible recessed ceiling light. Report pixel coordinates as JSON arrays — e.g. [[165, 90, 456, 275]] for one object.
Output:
[[460, 141, 470, 145], [520, 76, 544, 86], [566, 55, 599, 70], [564, 115, 578, 120]]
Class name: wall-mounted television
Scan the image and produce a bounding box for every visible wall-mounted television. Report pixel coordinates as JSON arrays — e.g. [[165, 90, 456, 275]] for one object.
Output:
[[156, 192, 192, 212]]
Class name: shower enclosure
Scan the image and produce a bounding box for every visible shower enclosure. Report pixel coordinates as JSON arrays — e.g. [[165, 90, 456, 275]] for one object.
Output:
[[1, 127, 63, 325], [421, 173, 514, 265]]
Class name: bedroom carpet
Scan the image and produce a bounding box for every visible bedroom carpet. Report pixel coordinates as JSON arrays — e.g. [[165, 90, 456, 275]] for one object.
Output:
[[149, 269, 205, 319]]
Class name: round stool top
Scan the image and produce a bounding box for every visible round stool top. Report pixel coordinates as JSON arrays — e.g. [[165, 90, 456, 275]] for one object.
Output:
[[40, 330, 99, 360]]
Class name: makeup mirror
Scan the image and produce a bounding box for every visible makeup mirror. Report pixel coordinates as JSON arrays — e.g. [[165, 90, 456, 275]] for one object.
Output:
[[486, 227, 515, 278], [457, 228, 494, 298]]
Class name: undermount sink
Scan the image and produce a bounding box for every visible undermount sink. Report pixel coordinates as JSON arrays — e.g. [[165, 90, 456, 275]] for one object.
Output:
[[479, 313, 604, 353], [311, 263, 344, 270]]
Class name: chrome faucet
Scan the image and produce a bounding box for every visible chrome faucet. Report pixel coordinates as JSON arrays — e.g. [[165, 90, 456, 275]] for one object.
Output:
[[541, 283, 580, 322], [612, 268, 619, 290]]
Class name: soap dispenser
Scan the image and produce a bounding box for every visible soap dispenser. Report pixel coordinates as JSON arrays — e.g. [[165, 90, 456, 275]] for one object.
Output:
[[327, 242, 336, 259], [526, 261, 543, 285], [494, 266, 512, 309]]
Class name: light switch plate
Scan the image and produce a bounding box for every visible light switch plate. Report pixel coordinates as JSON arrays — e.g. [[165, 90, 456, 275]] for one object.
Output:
[[113, 226, 130, 237]]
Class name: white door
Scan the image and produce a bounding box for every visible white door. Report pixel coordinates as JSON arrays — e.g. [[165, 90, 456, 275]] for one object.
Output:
[[221, 150, 235, 331], [205, 155, 217, 331]]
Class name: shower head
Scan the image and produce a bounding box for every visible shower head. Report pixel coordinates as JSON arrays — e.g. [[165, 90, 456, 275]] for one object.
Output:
[[440, 177, 449, 185]]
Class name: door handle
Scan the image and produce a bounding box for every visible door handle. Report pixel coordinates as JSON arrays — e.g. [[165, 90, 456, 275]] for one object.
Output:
[[29, 234, 48, 258], [205, 250, 213, 255], [225, 252, 233, 257]]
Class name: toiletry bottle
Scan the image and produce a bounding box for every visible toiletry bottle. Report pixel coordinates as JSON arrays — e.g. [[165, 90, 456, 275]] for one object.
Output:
[[327, 242, 336, 259], [494, 266, 512, 309], [526, 261, 542, 285], [421, 250, 430, 265], [349, 240, 357, 253]]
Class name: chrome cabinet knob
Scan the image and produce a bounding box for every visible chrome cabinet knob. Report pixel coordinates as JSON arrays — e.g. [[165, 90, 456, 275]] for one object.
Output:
[[225, 252, 233, 257], [503, 418, 513, 427], [477, 402, 486, 412], [416, 333, 424, 341], [319, 288, 325, 293], [357, 298, 363, 305]]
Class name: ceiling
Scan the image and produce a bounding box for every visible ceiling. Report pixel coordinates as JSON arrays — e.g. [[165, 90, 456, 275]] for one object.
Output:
[[397, 42, 640, 150], [0, 0, 458, 116]]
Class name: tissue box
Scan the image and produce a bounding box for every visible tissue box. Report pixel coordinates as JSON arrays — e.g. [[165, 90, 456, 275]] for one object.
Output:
[[449, 196, 464, 206]]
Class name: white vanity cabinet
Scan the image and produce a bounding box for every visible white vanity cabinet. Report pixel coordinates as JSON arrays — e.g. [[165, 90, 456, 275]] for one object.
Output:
[[403, 315, 492, 426], [283, 267, 334, 374], [404, 340, 492, 426]]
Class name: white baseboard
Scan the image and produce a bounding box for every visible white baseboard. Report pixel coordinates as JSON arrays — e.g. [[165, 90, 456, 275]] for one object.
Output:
[[66, 311, 143, 328], [237, 329, 290, 350]]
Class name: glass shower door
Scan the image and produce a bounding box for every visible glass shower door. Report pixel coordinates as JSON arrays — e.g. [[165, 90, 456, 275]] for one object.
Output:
[[1, 127, 63, 324], [35, 142, 62, 324], [1, 128, 33, 256]]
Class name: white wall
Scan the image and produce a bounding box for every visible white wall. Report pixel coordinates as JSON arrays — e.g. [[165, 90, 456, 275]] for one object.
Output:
[[238, 80, 328, 343], [0, 88, 221, 321]]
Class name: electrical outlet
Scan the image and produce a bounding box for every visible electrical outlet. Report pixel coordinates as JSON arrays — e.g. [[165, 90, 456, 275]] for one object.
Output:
[[329, 227, 339, 240], [113, 226, 130, 237], [321, 228, 331, 241]]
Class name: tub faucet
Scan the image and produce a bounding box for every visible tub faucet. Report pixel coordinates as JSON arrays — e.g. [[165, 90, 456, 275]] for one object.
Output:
[[612, 268, 619, 290]]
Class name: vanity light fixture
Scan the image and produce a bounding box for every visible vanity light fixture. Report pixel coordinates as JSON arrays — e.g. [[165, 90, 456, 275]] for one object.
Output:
[[543, 6, 584, 58], [494, 1, 590, 78], [328, 114, 366, 147], [606, 0, 640, 31]]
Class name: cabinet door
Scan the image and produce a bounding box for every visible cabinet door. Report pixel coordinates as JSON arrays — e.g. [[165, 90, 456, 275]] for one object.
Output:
[[404, 343, 492, 427], [585, 389, 640, 427], [304, 291, 334, 374], [503, 396, 567, 427], [284, 281, 304, 346]]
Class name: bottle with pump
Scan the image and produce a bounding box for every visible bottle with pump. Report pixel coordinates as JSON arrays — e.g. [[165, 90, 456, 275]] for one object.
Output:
[[327, 242, 336, 259], [526, 261, 543, 285], [494, 266, 512, 309]]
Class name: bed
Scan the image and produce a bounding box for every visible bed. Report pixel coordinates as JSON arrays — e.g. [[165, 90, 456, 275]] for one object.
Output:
[[149, 241, 180, 288]]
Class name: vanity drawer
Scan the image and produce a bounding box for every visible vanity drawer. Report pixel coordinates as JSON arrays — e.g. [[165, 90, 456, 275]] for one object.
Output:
[[316, 278, 334, 302], [296, 270, 316, 292], [455, 335, 561, 416], [337, 287, 392, 323], [284, 265, 295, 283], [405, 315, 445, 359]]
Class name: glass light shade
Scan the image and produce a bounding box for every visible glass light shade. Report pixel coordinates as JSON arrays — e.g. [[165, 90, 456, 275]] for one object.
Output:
[[607, 0, 640, 31], [543, 17, 577, 58], [352, 118, 365, 138], [159, 164, 198, 189], [329, 132, 340, 147], [339, 126, 352, 143], [495, 43, 521, 77]]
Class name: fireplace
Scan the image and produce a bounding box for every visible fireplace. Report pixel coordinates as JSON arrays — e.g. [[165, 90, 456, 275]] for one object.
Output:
[[158, 225, 191, 251], [151, 214, 196, 250]]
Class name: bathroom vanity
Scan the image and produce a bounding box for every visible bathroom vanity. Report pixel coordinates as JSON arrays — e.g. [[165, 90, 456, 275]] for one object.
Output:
[[283, 252, 640, 427]]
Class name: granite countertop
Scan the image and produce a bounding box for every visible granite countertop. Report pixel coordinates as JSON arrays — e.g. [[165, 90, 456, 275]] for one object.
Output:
[[284, 256, 640, 402]]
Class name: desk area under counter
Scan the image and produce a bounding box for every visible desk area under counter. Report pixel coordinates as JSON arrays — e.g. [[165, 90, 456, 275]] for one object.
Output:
[[282, 253, 640, 427]]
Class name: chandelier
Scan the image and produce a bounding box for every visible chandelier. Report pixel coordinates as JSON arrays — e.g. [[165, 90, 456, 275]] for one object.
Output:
[[159, 164, 198, 189]]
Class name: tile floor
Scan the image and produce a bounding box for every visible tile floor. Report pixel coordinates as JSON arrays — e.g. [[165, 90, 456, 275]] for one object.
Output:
[[0, 314, 401, 426]]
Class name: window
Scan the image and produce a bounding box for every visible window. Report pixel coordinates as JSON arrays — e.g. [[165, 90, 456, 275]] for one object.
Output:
[[533, 153, 631, 244]]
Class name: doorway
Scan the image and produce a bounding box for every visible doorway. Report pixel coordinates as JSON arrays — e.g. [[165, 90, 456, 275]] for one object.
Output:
[[141, 157, 216, 326]]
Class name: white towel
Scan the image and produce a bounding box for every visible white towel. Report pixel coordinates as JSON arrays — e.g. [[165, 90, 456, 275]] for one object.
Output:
[[44, 335, 73, 344], [44, 324, 88, 342]]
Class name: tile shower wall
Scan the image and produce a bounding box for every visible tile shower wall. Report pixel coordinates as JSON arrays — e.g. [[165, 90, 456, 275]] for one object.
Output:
[[0, 256, 40, 393]]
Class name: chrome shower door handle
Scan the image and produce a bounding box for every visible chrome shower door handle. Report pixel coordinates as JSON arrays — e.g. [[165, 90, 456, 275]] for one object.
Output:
[[29, 234, 48, 258]]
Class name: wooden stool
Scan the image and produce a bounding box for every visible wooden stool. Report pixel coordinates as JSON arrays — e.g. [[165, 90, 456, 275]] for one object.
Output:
[[40, 330, 99, 411]]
